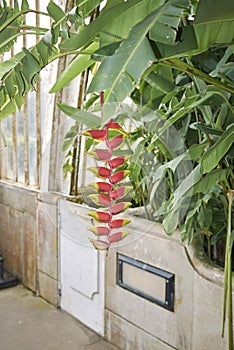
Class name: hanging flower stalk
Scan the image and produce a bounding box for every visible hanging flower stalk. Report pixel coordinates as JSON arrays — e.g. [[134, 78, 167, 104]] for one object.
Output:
[[83, 120, 132, 251]]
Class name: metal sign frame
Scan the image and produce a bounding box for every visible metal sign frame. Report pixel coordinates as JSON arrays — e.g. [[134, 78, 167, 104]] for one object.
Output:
[[117, 254, 175, 312]]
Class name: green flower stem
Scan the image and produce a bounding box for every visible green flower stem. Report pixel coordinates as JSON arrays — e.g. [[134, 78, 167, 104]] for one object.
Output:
[[223, 190, 234, 350]]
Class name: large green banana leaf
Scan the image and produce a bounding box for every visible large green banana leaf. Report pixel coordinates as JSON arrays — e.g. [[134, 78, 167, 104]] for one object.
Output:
[[49, 42, 99, 93], [87, 0, 189, 102], [157, 0, 234, 58], [0, 1, 65, 120], [60, 0, 165, 51]]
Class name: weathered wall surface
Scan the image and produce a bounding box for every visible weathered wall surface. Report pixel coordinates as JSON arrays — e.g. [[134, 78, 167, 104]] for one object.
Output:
[[1, 187, 234, 350], [0, 182, 38, 291], [105, 214, 234, 350], [37, 192, 60, 305], [0, 182, 59, 306]]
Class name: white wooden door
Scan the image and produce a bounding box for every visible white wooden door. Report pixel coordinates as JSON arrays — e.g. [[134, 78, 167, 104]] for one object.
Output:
[[58, 199, 105, 335]]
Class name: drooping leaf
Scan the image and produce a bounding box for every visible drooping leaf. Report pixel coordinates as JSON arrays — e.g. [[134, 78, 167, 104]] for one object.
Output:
[[57, 103, 101, 128], [0, 56, 23, 81], [171, 165, 202, 210], [201, 124, 234, 174], [163, 208, 180, 235], [50, 42, 99, 93], [193, 123, 223, 136], [193, 169, 230, 195], [88, 7, 167, 101], [0, 99, 16, 120], [47, 1, 65, 22]]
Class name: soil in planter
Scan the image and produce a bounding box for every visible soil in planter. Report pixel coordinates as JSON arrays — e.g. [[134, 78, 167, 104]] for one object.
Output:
[[204, 237, 234, 270]]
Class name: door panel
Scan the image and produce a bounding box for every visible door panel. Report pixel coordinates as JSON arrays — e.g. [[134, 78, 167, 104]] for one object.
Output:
[[58, 199, 105, 335]]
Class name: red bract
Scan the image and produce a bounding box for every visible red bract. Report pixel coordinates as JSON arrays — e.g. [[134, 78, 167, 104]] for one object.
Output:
[[88, 226, 110, 236], [108, 231, 130, 243], [85, 115, 131, 251], [109, 156, 129, 169], [83, 129, 106, 141], [88, 211, 112, 223], [89, 194, 111, 206], [89, 182, 112, 193], [88, 166, 111, 178], [109, 219, 131, 229], [105, 120, 126, 134], [89, 239, 110, 250], [111, 186, 132, 200], [110, 170, 130, 184], [88, 149, 111, 161], [110, 202, 132, 215], [108, 134, 124, 150]]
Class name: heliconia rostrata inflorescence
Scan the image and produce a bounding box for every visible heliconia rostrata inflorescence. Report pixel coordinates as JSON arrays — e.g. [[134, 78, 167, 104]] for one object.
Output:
[[83, 120, 132, 252]]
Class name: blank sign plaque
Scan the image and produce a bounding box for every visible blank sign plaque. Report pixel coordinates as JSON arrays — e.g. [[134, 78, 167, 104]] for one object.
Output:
[[117, 254, 175, 312]]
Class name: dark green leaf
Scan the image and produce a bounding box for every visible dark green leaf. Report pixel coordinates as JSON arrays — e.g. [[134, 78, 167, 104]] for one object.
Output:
[[0, 99, 16, 120], [21, 0, 29, 11], [47, 2, 65, 21], [36, 40, 49, 66], [172, 165, 202, 209], [88, 7, 166, 101], [76, 0, 102, 17], [92, 41, 122, 61], [58, 103, 101, 128], [163, 208, 180, 235], [13, 0, 19, 13], [188, 142, 208, 160], [201, 124, 234, 173], [193, 169, 230, 195], [50, 42, 98, 93], [21, 48, 40, 81], [5, 73, 15, 98], [60, 0, 164, 51], [193, 123, 223, 136]]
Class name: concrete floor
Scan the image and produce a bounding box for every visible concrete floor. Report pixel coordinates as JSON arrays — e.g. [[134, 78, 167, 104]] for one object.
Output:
[[0, 285, 117, 350]]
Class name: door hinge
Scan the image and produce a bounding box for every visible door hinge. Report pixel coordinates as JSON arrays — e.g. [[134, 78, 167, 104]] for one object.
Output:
[[58, 282, 62, 297]]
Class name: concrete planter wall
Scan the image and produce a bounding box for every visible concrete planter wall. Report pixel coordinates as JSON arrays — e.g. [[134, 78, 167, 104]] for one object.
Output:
[[0, 183, 233, 350], [57, 201, 234, 350], [105, 213, 234, 350], [0, 181, 60, 305]]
